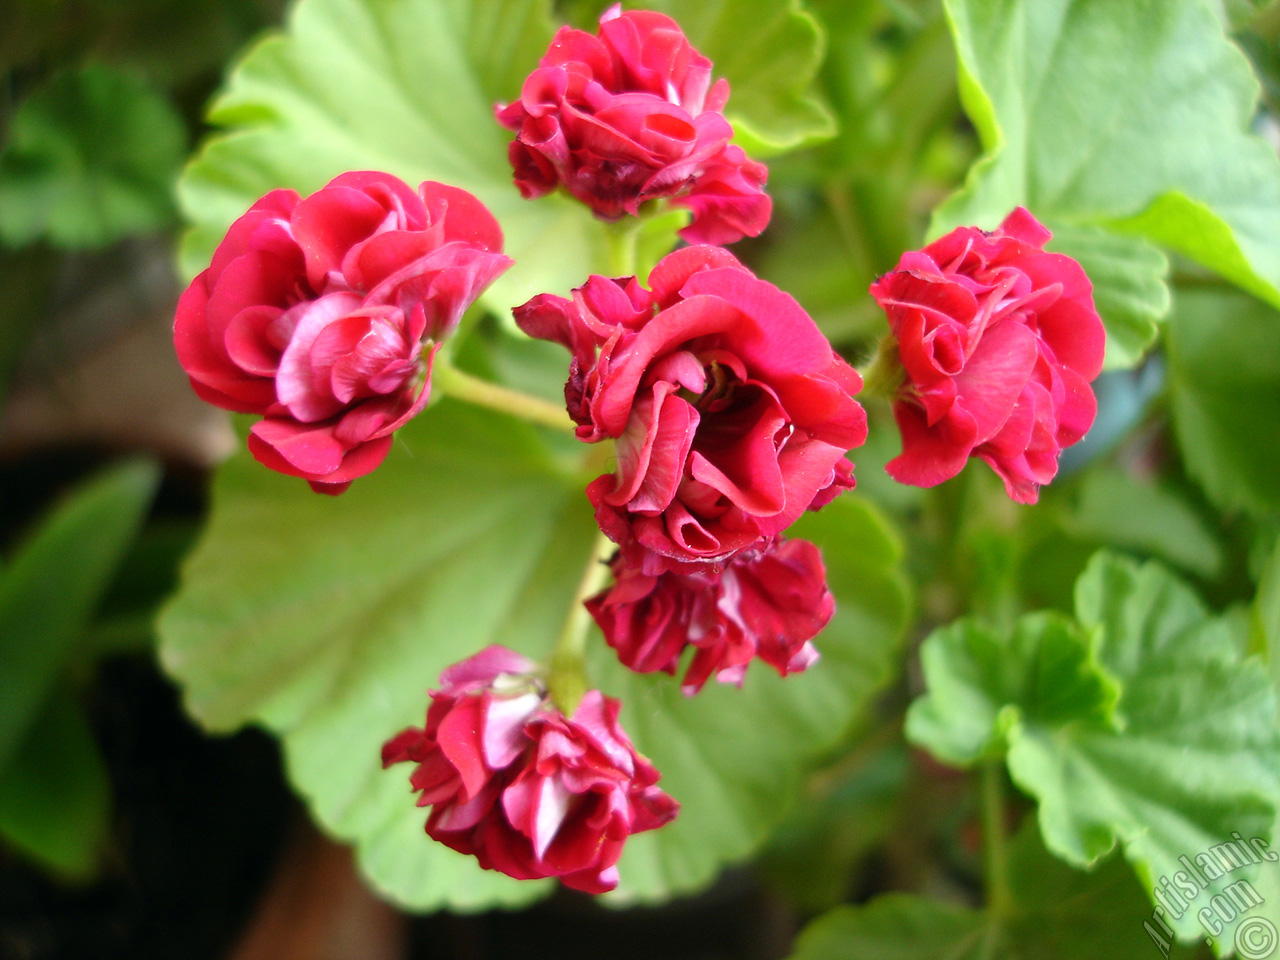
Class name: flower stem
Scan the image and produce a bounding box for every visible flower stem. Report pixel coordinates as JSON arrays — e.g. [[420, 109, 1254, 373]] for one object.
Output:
[[605, 219, 643, 278], [979, 760, 1013, 959], [858, 332, 905, 400], [548, 530, 615, 716], [432, 361, 575, 433]]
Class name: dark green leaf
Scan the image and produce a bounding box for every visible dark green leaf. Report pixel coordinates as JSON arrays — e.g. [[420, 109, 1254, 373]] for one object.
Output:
[[0, 65, 185, 248], [0, 459, 159, 769], [786, 823, 1204, 960], [0, 689, 110, 881], [1063, 468, 1224, 580], [1166, 287, 1280, 517]]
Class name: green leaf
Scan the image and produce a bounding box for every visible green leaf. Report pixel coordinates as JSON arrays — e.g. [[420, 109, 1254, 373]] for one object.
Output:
[[1063, 467, 1224, 580], [1166, 286, 1280, 517], [0, 65, 185, 249], [910, 550, 1280, 947], [759, 742, 910, 913], [787, 823, 1201, 960], [644, 0, 836, 156], [0, 689, 110, 881], [0, 459, 160, 770], [1255, 533, 1280, 698], [178, 0, 614, 311], [158, 402, 909, 910], [906, 612, 1121, 768], [788, 894, 984, 960], [1045, 224, 1170, 370], [933, 0, 1280, 360]]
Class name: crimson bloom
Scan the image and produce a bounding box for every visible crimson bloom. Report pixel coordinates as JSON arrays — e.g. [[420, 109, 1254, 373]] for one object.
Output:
[[516, 245, 866, 573], [382, 646, 678, 894], [495, 6, 770, 244], [870, 207, 1105, 503], [587, 537, 832, 694], [173, 171, 511, 493]]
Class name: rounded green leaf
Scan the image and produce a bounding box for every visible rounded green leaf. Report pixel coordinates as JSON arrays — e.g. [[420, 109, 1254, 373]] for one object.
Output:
[[159, 402, 910, 910]]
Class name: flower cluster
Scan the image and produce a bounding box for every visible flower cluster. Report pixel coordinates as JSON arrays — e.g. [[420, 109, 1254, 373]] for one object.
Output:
[[381, 646, 677, 894], [174, 172, 511, 493], [495, 6, 770, 245], [516, 244, 862, 695], [174, 6, 1107, 897]]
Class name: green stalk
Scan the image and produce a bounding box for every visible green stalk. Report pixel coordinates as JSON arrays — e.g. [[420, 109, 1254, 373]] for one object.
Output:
[[432, 361, 575, 433], [978, 760, 1013, 958], [605, 219, 642, 278], [547, 531, 615, 716]]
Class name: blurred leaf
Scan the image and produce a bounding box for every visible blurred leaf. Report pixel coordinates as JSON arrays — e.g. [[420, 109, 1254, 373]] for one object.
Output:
[[788, 894, 984, 960], [1046, 225, 1170, 370], [786, 822, 1200, 959], [933, 0, 1280, 363], [158, 401, 909, 910], [0, 65, 185, 249], [1064, 467, 1223, 580], [1166, 287, 1280, 517], [759, 742, 910, 912], [910, 551, 1280, 947], [0, 459, 160, 770], [0, 689, 110, 881], [644, 0, 836, 156], [1256, 535, 1280, 696]]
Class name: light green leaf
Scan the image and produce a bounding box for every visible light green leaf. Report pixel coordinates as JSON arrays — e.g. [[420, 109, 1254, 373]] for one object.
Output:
[[0, 459, 159, 769], [0, 690, 110, 881], [933, 0, 1280, 362], [178, 0, 613, 310], [787, 823, 1201, 960], [1166, 287, 1280, 517], [644, 0, 836, 156], [1045, 224, 1170, 370], [911, 550, 1280, 947], [906, 612, 1120, 768], [158, 402, 909, 910], [0, 65, 185, 249]]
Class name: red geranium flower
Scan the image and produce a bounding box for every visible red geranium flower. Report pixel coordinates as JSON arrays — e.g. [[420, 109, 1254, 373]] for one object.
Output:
[[587, 537, 832, 694], [382, 646, 678, 894], [174, 171, 511, 493], [871, 207, 1105, 503], [515, 245, 866, 573], [496, 6, 770, 244]]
